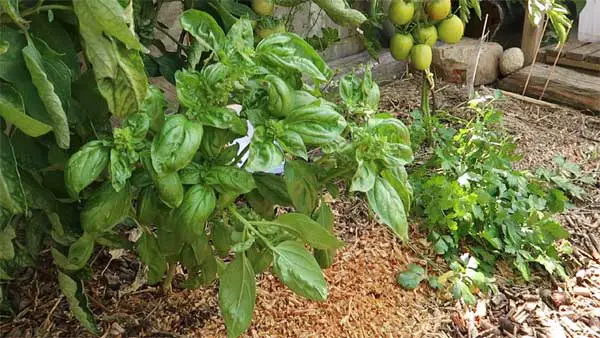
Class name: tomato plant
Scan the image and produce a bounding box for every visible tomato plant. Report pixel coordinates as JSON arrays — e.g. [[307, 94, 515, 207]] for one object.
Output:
[[0, 1, 412, 336]]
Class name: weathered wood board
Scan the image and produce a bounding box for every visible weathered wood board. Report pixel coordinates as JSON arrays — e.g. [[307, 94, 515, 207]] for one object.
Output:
[[538, 41, 600, 73], [499, 63, 600, 111]]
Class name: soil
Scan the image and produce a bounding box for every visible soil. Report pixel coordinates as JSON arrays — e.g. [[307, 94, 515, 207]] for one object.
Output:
[[1, 78, 599, 338]]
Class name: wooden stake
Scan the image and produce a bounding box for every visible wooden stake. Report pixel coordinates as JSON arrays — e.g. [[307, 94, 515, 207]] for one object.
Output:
[[468, 14, 489, 98]]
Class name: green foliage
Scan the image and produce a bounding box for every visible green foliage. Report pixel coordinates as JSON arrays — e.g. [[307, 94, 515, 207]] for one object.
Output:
[[0, 3, 413, 337], [409, 98, 573, 303]]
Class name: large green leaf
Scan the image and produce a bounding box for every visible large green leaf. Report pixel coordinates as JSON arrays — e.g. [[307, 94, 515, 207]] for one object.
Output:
[[273, 240, 328, 300], [57, 271, 99, 334], [253, 173, 293, 207], [109, 149, 132, 193], [0, 225, 16, 260], [255, 213, 343, 250], [97, 42, 148, 118], [22, 38, 70, 148], [72, 0, 143, 51], [29, 16, 80, 79], [139, 85, 166, 133], [0, 82, 52, 137], [313, 203, 336, 269], [284, 160, 318, 214], [367, 177, 409, 240], [137, 232, 167, 285], [180, 9, 226, 53], [219, 255, 256, 338], [0, 28, 54, 131], [64, 140, 111, 199], [192, 106, 247, 136]]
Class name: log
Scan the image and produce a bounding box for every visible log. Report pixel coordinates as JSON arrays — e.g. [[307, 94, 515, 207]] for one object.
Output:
[[499, 63, 600, 111]]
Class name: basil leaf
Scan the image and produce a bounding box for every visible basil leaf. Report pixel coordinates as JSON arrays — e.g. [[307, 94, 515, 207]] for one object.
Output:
[[256, 33, 331, 82], [253, 173, 293, 207], [284, 160, 318, 214], [283, 101, 346, 145], [219, 254, 256, 338], [367, 177, 409, 240], [276, 130, 307, 160], [57, 271, 99, 334], [339, 73, 362, 106], [110, 149, 132, 193], [171, 185, 216, 238], [226, 18, 254, 51], [0, 82, 52, 137], [212, 220, 232, 257], [256, 213, 343, 250], [246, 127, 284, 173], [192, 106, 247, 135], [137, 187, 160, 225], [313, 203, 336, 268], [139, 85, 166, 133], [22, 38, 70, 148], [143, 155, 184, 208], [65, 140, 111, 199], [247, 245, 273, 274], [381, 167, 413, 212], [151, 115, 204, 174], [273, 240, 328, 301], [180, 10, 226, 52], [205, 166, 256, 195], [350, 160, 377, 192], [81, 182, 131, 234], [368, 117, 411, 146], [67, 232, 95, 270], [137, 232, 167, 285]]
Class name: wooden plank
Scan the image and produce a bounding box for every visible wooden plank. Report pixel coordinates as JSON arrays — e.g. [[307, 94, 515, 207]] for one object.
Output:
[[545, 55, 600, 73], [565, 43, 600, 60], [586, 49, 600, 64], [545, 40, 587, 59], [499, 63, 600, 111]]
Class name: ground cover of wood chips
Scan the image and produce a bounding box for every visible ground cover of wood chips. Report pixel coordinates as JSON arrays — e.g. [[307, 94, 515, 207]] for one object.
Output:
[[1, 77, 599, 338]]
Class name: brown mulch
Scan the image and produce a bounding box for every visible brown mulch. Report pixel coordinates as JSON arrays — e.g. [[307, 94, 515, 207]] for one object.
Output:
[[2, 77, 599, 338]]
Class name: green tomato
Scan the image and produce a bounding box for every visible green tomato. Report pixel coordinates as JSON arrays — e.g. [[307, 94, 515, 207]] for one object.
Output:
[[252, 0, 274, 16], [411, 44, 432, 71], [416, 25, 438, 47], [388, 0, 415, 26], [438, 15, 464, 44], [390, 33, 414, 61], [426, 0, 451, 21]]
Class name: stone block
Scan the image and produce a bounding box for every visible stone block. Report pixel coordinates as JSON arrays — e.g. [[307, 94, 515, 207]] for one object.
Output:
[[431, 38, 503, 85]]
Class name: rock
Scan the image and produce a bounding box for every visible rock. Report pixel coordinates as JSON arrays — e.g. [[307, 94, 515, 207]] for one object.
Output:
[[500, 47, 525, 76], [431, 38, 503, 86]]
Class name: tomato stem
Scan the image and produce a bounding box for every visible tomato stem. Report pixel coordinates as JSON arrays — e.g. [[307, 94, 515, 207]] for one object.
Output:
[[421, 72, 433, 144]]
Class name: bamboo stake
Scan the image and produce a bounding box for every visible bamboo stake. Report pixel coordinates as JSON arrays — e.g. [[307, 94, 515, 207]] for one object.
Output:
[[468, 14, 489, 98], [522, 16, 549, 96], [539, 24, 573, 100]]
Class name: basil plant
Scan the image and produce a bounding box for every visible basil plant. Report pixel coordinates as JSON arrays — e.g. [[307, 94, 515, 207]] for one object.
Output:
[[0, 1, 413, 336]]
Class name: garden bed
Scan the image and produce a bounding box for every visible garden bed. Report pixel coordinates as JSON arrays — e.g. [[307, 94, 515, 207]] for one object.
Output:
[[2, 78, 599, 338]]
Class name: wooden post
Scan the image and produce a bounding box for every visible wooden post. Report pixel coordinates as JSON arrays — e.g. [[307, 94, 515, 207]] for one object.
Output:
[[521, 5, 545, 65]]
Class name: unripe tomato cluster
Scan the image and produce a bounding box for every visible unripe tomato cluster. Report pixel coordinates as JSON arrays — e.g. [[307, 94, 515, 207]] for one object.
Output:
[[388, 0, 465, 70], [251, 0, 286, 40]]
